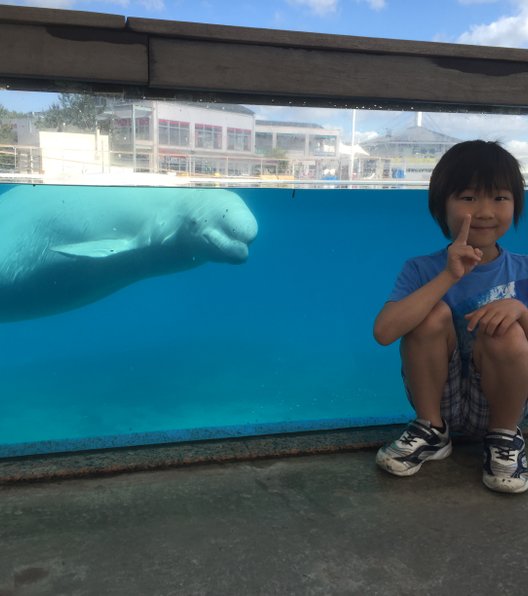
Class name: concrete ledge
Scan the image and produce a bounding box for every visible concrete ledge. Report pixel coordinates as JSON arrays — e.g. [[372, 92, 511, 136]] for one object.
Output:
[[2, 423, 524, 485], [0, 425, 407, 485]]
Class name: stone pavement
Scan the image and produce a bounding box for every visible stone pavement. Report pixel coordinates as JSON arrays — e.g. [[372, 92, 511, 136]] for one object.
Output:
[[1, 442, 528, 595]]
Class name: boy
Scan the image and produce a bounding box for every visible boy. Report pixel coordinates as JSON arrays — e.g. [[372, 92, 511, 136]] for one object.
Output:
[[374, 140, 528, 493]]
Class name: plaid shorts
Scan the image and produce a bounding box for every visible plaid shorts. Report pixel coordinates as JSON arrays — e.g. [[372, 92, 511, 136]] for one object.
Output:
[[402, 348, 528, 437]]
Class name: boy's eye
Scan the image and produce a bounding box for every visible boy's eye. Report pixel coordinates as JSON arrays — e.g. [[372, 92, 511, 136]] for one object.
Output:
[[459, 195, 475, 201], [494, 195, 511, 201]]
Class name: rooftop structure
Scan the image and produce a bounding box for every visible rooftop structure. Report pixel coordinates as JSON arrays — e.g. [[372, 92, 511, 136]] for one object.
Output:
[[362, 124, 460, 159]]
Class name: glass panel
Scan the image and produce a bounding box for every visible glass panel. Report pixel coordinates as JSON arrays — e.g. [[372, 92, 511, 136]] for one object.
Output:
[[276, 132, 306, 152], [227, 127, 251, 152], [1, 88, 528, 456], [1, 182, 526, 457], [159, 120, 190, 147], [255, 132, 273, 155], [3, 89, 528, 188]]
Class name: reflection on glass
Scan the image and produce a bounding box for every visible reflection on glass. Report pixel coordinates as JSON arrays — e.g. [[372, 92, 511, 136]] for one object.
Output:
[[1, 89, 528, 187]]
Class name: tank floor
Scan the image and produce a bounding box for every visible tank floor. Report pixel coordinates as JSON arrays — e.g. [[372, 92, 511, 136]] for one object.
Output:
[[1, 443, 527, 595]]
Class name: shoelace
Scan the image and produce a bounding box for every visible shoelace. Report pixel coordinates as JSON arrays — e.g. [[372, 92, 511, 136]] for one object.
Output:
[[493, 445, 515, 462], [401, 431, 419, 446]]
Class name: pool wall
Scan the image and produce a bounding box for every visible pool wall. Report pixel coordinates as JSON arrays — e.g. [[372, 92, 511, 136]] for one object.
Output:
[[1, 185, 528, 458]]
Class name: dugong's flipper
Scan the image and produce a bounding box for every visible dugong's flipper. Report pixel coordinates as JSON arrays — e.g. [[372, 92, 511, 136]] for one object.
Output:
[[51, 238, 138, 259]]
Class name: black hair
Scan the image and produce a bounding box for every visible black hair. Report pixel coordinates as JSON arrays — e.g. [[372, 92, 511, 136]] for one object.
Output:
[[428, 140, 525, 238]]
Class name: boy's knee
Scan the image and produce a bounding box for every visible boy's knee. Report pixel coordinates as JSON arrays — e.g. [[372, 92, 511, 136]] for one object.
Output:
[[407, 301, 453, 339], [475, 322, 528, 362]]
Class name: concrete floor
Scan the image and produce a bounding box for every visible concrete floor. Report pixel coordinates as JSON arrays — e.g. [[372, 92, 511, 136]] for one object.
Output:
[[1, 443, 528, 596]]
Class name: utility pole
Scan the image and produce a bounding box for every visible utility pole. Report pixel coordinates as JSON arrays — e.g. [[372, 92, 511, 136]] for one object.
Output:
[[350, 108, 357, 181]]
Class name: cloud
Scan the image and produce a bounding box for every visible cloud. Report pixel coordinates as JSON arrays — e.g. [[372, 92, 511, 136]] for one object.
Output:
[[2, 0, 76, 7], [457, 0, 500, 4], [138, 0, 165, 9], [505, 139, 528, 155], [457, 14, 528, 47], [355, 130, 379, 143], [287, 0, 338, 16], [427, 113, 528, 148], [352, 0, 386, 10], [288, 0, 386, 17], [1, 0, 165, 11], [456, 1, 528, 47], [363, 0, 386, 9]]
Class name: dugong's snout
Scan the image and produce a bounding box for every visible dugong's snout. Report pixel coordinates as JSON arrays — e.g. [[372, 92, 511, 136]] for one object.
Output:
[[235, 215, 258, 246], [203, 209, 258, 264], [202, 228, 252, 263]]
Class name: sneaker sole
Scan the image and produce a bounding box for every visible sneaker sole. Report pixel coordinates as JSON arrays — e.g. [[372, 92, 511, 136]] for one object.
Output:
[[376, 441, 453, 477], [482, 473, 528, 494]]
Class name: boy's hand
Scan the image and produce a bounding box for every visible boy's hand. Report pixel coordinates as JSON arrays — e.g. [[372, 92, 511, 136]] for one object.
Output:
[[446, 214, 483, 280], [465, 298, 527, 336]]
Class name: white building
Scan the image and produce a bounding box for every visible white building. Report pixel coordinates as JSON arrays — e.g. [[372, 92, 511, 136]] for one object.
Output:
[[105, 100, 258, 176], [255, 120, 341, 179], [102, 101, 342, 179], [3, 100, 347, 183]]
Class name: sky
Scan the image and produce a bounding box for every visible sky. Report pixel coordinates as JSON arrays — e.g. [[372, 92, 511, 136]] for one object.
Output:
[[3, 0, 528, 150]]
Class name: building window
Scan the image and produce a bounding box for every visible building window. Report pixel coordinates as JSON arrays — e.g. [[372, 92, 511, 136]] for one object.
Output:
[[194, 158, 222, 174], [160, 154, 188, 172], [276, 133, 305, 152], [111, 116, 151, 145], [135, 117, 150, 141], [227, 128, 251, 152], [309, 135, 337, 156], [195, 124, 222, 150], [255, 132, 273, 154], [111, 117, 132, 147], [159, 120, 190, 146]]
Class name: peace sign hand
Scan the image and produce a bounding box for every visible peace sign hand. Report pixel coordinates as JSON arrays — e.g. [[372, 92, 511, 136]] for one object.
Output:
[[446, 215, 483, 281]]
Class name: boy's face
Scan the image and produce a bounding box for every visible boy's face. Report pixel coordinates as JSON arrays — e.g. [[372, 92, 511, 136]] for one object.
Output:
[[446, 188, 514, 254]]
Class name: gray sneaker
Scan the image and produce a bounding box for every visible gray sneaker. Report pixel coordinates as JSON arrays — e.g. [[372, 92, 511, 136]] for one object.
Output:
[[483, 428, 528, 494], [376, 419, 452, 477]]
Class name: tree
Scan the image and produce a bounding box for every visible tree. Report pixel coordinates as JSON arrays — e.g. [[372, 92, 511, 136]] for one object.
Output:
[[38, 94, 106, 131], [0, 104, 16, 144], [265, 147, 289, 174], [0, 104, 17, 171]]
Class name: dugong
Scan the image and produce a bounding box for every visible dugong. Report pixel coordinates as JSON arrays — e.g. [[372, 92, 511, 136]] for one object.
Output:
[[0, 185, 258, 322]]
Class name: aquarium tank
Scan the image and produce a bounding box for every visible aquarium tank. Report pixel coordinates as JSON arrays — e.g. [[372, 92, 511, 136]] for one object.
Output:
[[1, 90, 528, 457]]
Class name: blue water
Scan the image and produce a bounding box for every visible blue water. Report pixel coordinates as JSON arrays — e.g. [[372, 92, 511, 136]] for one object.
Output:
[[1, 185, 527, 457]]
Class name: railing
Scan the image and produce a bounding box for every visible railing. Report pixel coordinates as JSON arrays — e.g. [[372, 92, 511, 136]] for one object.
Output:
[[2, 5, 528, 113], [0, 145, 41, 173], [0, 143, 434, 188]]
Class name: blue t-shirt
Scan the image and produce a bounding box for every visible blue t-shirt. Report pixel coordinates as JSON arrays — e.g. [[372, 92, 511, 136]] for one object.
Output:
[[388, 246, 528, 372]]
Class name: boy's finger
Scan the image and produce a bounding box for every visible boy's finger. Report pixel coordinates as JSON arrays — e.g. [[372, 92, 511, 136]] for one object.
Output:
[[465, 308, 484, 331], [455, 214, 471, 245], [466, 315, 479, 331]]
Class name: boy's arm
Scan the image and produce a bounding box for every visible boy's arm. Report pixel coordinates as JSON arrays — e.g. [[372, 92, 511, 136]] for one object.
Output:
[[373, 270, 459, 345], [374, 214, 482, 346]]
